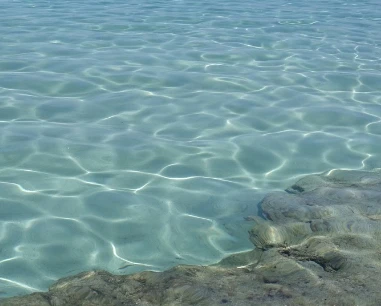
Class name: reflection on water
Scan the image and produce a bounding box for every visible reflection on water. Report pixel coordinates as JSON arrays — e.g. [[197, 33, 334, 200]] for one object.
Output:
[[0, 0, 380, 298]]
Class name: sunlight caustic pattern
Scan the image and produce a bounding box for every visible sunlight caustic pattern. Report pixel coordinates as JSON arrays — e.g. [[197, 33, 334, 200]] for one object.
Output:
[[0, 0, 381, 298]]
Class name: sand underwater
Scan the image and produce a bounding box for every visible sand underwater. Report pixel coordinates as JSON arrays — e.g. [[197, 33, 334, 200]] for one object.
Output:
[[2, 169, 381, 305]]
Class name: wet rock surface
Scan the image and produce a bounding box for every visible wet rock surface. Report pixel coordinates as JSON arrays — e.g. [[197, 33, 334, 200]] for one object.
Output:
[[2, 169, 381, 306]]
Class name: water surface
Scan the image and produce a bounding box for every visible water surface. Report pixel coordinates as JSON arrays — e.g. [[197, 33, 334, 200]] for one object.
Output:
[[0, 0, 381, 298]]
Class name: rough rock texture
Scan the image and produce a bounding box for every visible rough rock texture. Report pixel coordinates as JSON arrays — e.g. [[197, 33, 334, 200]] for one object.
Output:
[[2, 169, 381, 306]]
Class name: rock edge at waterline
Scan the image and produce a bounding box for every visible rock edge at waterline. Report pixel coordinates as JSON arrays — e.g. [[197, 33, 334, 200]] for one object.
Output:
[[2, 169, 381, 306]]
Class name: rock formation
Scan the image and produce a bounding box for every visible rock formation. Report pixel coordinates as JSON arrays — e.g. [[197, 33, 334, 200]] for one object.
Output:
[[2, 169, 381, 305]]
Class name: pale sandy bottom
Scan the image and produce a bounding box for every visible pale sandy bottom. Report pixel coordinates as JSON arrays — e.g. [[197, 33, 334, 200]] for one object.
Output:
[[0, 0, 380, 298]]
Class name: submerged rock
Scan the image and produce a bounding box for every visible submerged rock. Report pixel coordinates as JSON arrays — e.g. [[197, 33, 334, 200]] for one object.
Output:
[[2, 169, 381, 305]]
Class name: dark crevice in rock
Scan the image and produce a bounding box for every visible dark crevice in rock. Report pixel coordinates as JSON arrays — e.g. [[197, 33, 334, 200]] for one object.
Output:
[[286, 184, 305, 194], [278, 248, 346, 272]]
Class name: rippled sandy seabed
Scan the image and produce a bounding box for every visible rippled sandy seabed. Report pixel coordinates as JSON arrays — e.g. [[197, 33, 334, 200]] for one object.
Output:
[[0, 0, 380, 298]]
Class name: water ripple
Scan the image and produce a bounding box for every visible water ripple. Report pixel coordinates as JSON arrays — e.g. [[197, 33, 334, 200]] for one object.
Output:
[[0, 0, 381, 298]]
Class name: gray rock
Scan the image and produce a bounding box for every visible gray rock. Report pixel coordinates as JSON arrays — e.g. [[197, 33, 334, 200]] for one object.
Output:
[[2, 169, 381, 306]]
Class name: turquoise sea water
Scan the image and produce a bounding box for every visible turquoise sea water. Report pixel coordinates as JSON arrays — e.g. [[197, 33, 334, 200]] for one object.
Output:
[[1, 0, 381, 298]]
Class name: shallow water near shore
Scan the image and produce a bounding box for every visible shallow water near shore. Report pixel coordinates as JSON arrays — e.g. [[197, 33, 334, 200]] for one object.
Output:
[[1, 0, 381, 298]]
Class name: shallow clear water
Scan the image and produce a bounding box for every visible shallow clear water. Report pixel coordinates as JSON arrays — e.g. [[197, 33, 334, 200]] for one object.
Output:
[[1, 0, 381, 298]]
